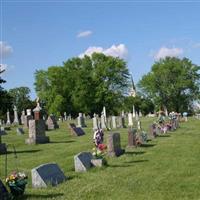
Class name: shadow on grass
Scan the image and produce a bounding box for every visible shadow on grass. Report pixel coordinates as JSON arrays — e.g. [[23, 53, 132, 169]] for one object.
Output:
[[7, 149, 41, 154], [50, 140, 75, 144], [125, 151, 146, 155], [140, 144, 156, 148], [19, 193, 64, 199], [124, 159, 148, 164], [157, 135, 171, 137], [107, 164, 133, 168]]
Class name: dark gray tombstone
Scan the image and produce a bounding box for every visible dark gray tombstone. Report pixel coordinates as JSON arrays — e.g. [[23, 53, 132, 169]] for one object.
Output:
[[69, 123, 85, 136], [31, 163, 66, 188], [46, 115, 59, 130], [74, 152, 93, 172], [0, 179, 10, 200], [127, 128, 137, 147], [16, 127, 24, 135], [107, 133, 124, 157], [0, 135, 7, 154]]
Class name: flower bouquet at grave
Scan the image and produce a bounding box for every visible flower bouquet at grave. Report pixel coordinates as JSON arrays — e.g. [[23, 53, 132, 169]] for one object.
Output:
[[92, 143, 107, 159], [140, 131, 148, 143], [6, 171, 28, 197]]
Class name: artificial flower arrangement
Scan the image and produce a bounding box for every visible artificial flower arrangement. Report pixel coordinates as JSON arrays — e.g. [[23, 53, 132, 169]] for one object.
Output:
[[92, 143, 107, 159], [6, 171, 28, 197]]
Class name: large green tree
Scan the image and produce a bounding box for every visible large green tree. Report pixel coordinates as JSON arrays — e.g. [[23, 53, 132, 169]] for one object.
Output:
[[34, 53, 130, 116], [8, 86, 34, 113], [139, 57, 200, 113]]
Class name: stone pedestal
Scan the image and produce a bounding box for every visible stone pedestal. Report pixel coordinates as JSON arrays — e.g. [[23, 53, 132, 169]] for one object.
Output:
[[91, 158, 106, 167], [24, 115, 33, 128], [26, 119, 49, 144]]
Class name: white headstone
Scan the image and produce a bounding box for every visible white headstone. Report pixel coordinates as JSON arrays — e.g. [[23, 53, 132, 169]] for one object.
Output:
[[128, 113, 133, 127]]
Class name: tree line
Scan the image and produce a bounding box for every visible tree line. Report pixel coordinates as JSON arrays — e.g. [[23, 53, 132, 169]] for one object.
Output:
[[0, 54, 199, 120]]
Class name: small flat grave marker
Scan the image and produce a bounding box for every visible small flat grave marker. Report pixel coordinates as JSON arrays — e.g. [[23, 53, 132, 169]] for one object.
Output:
[[74, 152, 93, 172], [31, 163, 66, 188], [0, 179, 10, 200], [69, 123, 85, 136]]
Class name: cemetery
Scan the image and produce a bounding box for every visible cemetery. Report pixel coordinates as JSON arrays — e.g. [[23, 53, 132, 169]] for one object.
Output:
[[0, 112, 200, 199], [1, 2, 200, 200]]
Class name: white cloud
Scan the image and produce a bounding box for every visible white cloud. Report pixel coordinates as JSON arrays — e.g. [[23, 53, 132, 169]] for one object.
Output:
[[77, 30, 93, 38], [154, 47, 183, 60], [0, 41, 13, 58], [79, 44, 128, 60]]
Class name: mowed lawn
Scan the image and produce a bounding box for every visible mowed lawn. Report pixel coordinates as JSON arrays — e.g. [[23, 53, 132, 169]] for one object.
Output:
[[0, 117, 200, 200]]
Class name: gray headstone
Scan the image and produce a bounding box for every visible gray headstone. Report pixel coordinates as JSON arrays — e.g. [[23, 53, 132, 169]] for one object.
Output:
[[128, 113, 133, 127], [92, 113, 99, 130], [0, 179, 10, 200], [31, 163, 66, 188], [127, 128, 137, 147], [112, 116, 117, 129], [6, 111, 11, 125], [74, 152, 93, 172], [0, 127, 6, 135], [77, 113, 86, 128], [69, 123, 85, 136], [107, 133, 124, 157], [0, 142, 7, 154], [100, 112, 107, 129], [20, 110, 26, 125], [24, 115, 33, 128], [46, 115, 59, 130]]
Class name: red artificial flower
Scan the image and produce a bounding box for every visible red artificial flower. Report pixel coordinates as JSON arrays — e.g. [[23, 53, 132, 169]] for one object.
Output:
[[98, 143, 107, 151]]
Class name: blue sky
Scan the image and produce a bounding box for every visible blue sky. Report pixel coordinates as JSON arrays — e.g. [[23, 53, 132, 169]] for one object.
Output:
[[1, 1, 200, 99]]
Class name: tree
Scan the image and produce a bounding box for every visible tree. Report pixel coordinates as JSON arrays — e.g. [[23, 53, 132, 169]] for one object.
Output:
[[8, 87, 34, 113], [34, 53, 130, 116], [139, 57, 200, 113], [0, 66, 12, 118]]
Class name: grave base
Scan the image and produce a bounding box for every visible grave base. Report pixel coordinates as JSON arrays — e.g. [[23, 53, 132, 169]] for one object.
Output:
[[25, 136, 49, 144], [91, 158, 107, 167]]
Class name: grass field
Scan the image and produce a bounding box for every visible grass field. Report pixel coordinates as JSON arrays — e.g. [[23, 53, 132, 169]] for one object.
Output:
[[0, 117, 200, 200]]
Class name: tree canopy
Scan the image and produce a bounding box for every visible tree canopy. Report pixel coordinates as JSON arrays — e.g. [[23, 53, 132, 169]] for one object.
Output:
[[34, 53, 130, 116], [139, 57, 200, 113]]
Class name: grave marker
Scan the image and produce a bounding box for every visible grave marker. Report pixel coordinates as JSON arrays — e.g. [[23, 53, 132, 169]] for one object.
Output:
[[31, 163, 66, 188], [74, 152, 93, 172]]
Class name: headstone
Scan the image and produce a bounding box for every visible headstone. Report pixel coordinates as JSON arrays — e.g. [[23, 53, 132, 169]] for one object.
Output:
[[69, 123, 85, 136], [0, 127, 6, 135], [6, 111, 11, 125], [24, 115, 33, 128], [100, 112, 107, 129], [117, 116, 125, 128], [74, 152, 93, 172], [68, 114, 72, 121], [103, 106, 107, 119], [64, 112, 67, 121], [137, 120, 141, 130], [107, 133, 124, 157], [16, 127, 24, 135], [31, 163, 66, 188], [26, 109, 32, 116], [46, 115, 59, 130], [127, 128, 137, 147], [0, 135, 7, 154], [112, 116, 117, 129], [149, 124, 157, 138], [128, 113, 133, 127], [13, 105, 19, 125], [77, 113, 86, 127], [26, 120, 49, 144], [91, 158, 106, 167], [20, 110, 26, 125], [0, 179, 10, 200], [132, 106, 136, 118], [92, 113, 99, 130]]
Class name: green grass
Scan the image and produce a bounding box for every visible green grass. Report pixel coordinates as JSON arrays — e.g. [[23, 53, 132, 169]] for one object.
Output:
[[0, 117, 200, 200]]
